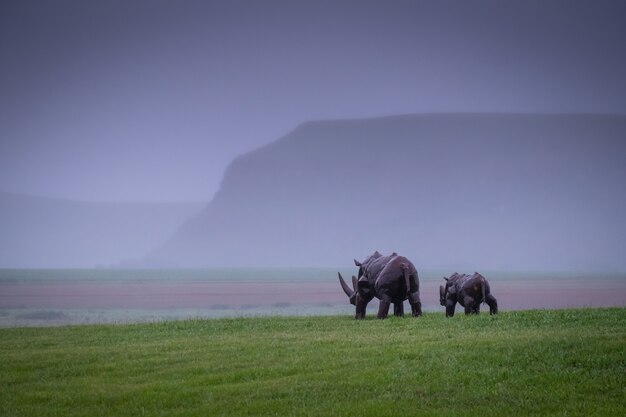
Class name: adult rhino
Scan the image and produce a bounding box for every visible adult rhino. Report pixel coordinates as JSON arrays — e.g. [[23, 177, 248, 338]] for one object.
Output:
[[338, 251, 422, 319], [439, 272, 498, 317]]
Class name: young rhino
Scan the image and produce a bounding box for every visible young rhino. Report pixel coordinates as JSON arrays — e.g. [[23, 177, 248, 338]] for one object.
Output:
[[439, 272, 498, 317]]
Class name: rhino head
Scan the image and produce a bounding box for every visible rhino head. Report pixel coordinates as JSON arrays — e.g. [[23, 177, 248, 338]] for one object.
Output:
[[440, 276, 457, 306], [338, 272, 374, 305]]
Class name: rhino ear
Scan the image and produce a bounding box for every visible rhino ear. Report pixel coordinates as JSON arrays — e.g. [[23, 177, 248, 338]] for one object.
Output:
[[354, 259, 362, 267], [374, 250, 381, 257], [443, 277, 448, 281]]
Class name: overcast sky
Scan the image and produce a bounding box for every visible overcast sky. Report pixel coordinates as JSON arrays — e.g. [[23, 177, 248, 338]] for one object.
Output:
[[1, 0, 625, 202]]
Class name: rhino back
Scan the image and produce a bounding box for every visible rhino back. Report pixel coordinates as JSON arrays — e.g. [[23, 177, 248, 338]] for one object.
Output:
[[374, 255, 414, 289], [363, 253, 396, 282], [447, 272, 466, 288], [458, 274, 485, 298]]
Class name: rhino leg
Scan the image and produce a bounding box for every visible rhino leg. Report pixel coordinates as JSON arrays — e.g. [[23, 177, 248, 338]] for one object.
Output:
[[464, 296, 476, 315], [408, 291, 422, 317], [355, 294, 368, 320], [445, 300, 456, 317], [393, 302, 404, 317], [377, 295, 391, 319], [486, 294, 498, 315]]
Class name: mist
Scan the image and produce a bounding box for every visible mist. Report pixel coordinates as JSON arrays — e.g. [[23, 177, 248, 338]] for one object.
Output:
[[0, 192, 205, 268], [1, 1, 626, 271], [150, 113, 626, 272]]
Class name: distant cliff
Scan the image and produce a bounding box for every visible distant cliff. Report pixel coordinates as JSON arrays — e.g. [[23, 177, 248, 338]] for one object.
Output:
[[0, 192, 204, 268], [149, 113, 626, 271]]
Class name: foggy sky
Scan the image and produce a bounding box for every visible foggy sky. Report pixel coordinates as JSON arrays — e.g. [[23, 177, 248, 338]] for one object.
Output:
[[1, 0, 626, 202]]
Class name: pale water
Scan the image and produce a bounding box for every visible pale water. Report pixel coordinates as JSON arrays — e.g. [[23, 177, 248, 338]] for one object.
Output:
[[1, 269, 624, 326]]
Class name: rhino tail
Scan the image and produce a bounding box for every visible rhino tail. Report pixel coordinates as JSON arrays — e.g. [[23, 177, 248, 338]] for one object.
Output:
[[402, 263, 411, 295], [481, 277, 487, 305]]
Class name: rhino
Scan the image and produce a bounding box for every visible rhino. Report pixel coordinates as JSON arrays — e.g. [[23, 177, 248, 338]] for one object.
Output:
[[439, 272, 498, 317], [338, 251, 422, 319]]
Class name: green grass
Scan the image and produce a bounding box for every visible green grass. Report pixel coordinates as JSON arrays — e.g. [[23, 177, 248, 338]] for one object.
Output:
[[1, 309, 624, 417]]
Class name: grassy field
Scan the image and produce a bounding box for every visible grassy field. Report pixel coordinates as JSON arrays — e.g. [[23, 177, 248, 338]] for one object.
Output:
[[0, 309, 624, 417]]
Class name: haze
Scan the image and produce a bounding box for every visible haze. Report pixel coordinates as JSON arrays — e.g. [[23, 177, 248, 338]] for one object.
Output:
[[1, 1, 626, 271], [2, 0, 625, 202]]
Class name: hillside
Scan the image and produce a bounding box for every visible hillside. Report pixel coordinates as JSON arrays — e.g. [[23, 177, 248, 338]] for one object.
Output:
[[149, 113, 626, 270], [0, 192, 204, 268]]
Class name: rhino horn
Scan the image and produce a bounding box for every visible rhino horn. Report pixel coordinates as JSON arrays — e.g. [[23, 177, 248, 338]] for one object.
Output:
[[338, 272, 354, 298], [439, 285, 446, 305]]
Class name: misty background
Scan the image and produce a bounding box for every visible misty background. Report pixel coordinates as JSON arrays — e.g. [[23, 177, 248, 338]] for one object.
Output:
[[1, 1, 626, 271]]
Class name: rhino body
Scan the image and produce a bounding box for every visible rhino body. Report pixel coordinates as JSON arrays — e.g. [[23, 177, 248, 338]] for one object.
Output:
[[338, 251, 422, 319], [439, 272, 498, 316]]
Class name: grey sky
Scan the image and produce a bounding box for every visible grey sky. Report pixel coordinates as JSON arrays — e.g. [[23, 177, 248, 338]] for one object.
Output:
[[1, 0, 625, 202]]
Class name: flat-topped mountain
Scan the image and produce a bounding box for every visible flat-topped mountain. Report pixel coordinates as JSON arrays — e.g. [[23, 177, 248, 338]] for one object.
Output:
[[149, 113, 626, 271]]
